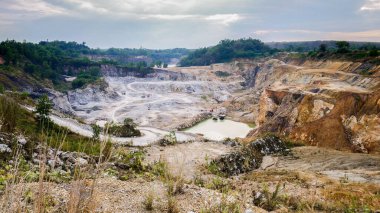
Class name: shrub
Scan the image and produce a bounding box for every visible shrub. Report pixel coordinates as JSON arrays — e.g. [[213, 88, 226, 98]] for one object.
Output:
[[35, 94, 52, 129], [116, 150, 145, 173], [150, 160, 169, 178], [201, 196, 241, 213], [167, 196, 180, 213], [107, 118, 141, 137], [166, 176, 185, 196], [253, 183, 284, 211], [193, 174, 205, 187], [143, 192, 155, 211], [159, 131, 177, 146], [205, 177, 232, 194], [214, 71, 231, 78], [71, 78, 86, 89], [91, 124, 101, 141]]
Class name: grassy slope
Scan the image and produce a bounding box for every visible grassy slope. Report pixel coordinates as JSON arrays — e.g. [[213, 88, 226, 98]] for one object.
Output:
[[1, 93, 102, 157]]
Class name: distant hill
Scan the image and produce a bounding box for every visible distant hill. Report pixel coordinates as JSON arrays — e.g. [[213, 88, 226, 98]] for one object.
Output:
[[179, 38, 275, 66], [266, 41, 380, 52], [0, 40, 189, 91], [88, 48, 189, 65]]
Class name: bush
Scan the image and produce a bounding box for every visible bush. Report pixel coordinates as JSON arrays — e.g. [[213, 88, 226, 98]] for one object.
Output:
[[143, 192, 155, 211], [166, 176, 185, 196], [159, 131, 177, 146], [369, 49, 379, 57], [116, 150, 146, 173], [214, 71, 231, 77], [205, 177, 232, 194], [108, 118, 141, 137], [167, 196, 180, 213], [72, 78, 86, 89], [35, 94, 52, 129], [253, 183, 284, 211]]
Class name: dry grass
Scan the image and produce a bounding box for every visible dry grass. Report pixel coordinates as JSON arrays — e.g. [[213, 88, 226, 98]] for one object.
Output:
[[322, 182, 380, 211], [243, 169, 310, 185], [143, 191, 155, 211], [0, 119, 114, 212], [201, 195, 242, 213], [167, 196, 180, 213]]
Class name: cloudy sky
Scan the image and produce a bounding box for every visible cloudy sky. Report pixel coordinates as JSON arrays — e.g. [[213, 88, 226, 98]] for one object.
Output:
[[0, 0, 380, 48]]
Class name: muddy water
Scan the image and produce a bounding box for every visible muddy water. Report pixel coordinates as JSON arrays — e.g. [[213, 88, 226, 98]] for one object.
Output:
[[184, 118, 252, 141]]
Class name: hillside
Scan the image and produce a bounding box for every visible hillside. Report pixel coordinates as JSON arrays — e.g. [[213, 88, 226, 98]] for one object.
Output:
[[0, 40, 188, 92], [179, 38, 275, 66], [180, 39, 380, 67], [267, 40, 380, 52]]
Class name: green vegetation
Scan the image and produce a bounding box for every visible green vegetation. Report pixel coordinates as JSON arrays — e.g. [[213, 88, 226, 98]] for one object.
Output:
[[71, 67, 101, 89], [0, 40, 94, 86], [91, 48, 189, 64], [159, 131, 178, 146], [267, 40, 380, 52], [107, 118, 141, 137], [180, 38, 275, 66], [0, 40, 187, 91], [35, 94, 52, 129], [253, 183, 284, 211], [0, 93, 106, 156], [205, 177, 232, 194], [0, 95, 20, 133], [167, 196, 180, 213], [214, 71, 231, 78], [117, 61, 154, 77], [287, 41, 380, 68], [201, 195, 241, 213], [143, 192, 155, 211], [91, 124, 101, 141]]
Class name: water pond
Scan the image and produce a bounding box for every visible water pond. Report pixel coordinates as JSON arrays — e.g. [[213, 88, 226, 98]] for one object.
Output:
[[184, 118, 253, 141]]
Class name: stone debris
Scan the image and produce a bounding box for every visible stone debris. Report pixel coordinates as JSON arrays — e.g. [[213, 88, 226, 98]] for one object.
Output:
[[0, 144, 11, 153]]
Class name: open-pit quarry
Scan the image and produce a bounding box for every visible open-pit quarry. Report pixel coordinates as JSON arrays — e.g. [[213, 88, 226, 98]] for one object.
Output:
[[51, 64, 247, 145], [41, 56, 380, 212]]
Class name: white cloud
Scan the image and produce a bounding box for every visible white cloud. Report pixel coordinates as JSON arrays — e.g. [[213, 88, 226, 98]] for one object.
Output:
[[140, 14, 198, 20], [205, 14, 243, 26], [139, 13, 243, 26], [254, 29, 380, 42], [56, 0, 242, 25], [64, 0, 108, 14], [360, 0, 380, 11], [254, 29, 320, 35], [61, 0, 200, 15], [0, 0, 67, 16]]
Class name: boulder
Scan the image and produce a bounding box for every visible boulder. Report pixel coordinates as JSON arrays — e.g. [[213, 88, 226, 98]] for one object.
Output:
[[211, 135, 287, 176]]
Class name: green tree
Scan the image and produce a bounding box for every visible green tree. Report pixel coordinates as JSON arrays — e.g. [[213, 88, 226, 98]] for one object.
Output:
[[163, 63, 168, 68], [319, 44, 327, 52], [0, 84, 4, 94], [35, 94, 52, 128], [336, 41, 350, 53], [369, 48, 379, 57], [155, 61, 163, 68], [92, 124, 101, 141]]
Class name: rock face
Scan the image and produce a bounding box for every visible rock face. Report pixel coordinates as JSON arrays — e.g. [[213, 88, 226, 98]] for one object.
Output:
[[211, 136, 287, 176], [238, 56, 380, 153]]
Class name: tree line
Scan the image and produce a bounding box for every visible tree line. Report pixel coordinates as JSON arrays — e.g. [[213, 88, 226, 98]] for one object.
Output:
[[179, 38, 276, 66]]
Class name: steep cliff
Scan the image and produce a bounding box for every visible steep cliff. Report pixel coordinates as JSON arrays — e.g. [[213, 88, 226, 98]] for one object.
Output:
[[236, 57, 380, 153]]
